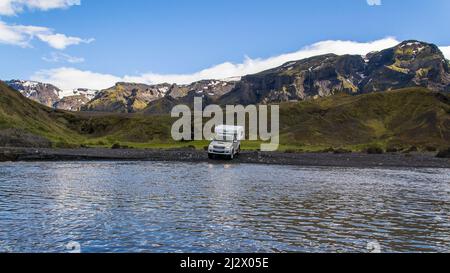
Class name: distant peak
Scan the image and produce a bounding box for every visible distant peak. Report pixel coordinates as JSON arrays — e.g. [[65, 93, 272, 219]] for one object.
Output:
[[393, 40, 444, 58]]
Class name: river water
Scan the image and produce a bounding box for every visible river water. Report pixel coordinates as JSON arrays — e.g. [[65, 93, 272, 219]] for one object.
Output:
[[0, 161, 448, 253]]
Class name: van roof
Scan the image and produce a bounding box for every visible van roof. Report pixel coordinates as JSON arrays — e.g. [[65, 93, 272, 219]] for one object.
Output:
[[215, 125, 244, 131]]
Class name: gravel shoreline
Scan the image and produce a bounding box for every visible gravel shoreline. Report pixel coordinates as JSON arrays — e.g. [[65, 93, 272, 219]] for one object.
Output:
[[1, 147, 449, 168]]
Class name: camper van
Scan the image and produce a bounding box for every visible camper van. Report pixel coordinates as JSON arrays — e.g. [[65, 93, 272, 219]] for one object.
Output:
[[208, 125, 244, 160]]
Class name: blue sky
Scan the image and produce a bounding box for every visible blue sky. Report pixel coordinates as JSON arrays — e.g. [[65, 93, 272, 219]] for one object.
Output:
[[1, 0, 449, 91]]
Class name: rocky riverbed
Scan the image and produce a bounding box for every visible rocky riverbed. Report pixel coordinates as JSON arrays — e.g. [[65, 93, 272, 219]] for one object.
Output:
[[0, 147, 449, 168]]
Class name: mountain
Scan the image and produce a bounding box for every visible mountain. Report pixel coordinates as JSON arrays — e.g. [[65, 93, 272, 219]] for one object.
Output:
[[1, 40, 449, 150], [279, 88, 450, 149], [219, 41, 450, 105], [5, 80, 98, 111], [71, 88, 99, 100], [0, 81, 84, 147], [143, 88, 450, 149], [53, 95, 92, 111], [166, 80, 237, 99], [7, 41, 449, 114], [362, 41, 450, 92], [83, 80, 237, 113], [5, 80, 61, 108], [81, 82, 171, 113], [55, 88, 99, 111], [1, 79, 449, 150], [0, 81, 172, 147], [144, 80, 238, 114]]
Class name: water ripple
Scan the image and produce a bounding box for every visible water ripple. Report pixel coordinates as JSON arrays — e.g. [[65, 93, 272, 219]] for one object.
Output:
[[0, 162, 449, 253]]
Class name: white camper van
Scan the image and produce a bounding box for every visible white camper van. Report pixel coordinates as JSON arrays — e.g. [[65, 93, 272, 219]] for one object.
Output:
[[208, 125, 244, 160]]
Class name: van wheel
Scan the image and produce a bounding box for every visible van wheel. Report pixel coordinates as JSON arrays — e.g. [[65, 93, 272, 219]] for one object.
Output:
[[208, 153, 214, 159]]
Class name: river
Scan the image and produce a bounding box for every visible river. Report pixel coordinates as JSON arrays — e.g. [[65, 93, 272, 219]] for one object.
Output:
[[0, 161, 448, 253]]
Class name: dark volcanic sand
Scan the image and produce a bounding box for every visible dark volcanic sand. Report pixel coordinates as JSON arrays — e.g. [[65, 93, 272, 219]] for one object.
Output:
[[0, 147, 449, 168]]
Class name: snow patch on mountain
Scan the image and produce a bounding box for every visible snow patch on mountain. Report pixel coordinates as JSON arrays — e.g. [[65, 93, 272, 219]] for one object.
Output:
[[58, 88, 98, 99]]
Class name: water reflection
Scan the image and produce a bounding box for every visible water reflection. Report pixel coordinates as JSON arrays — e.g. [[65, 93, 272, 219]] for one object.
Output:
[[0, 161, 449, 253]]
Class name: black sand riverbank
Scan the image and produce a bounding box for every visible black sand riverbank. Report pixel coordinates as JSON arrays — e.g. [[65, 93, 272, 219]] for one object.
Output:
[[1, 147, 449, 168]]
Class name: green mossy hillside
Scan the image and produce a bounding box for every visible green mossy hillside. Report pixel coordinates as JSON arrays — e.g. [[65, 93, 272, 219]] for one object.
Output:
[[1, 81, 449, 151]]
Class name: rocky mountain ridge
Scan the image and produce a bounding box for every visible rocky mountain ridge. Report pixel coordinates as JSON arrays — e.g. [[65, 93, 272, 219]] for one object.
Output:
[[219, 40, 450, 105], [5, 40, 450, 113], [82, 79, 237, 113]]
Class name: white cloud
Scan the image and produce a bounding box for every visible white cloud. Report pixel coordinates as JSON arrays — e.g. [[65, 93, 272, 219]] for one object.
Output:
[[0, 21, 93, 49], [36, 33, 93, 49], [42, 51, 84, 63], [440, 46, 450, 60], [367, 0, 382, 6], [32, 67, 122, 92], [0, 0, 80, 16], [0, 21, 33, 47], [32, 37, 404, 91]]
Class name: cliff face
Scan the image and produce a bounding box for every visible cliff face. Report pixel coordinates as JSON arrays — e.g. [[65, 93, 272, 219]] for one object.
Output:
[[219, 41, 450, 105]]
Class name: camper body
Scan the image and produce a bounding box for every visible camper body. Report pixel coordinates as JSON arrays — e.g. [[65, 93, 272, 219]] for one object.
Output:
[[208, 125, 244, 159]]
